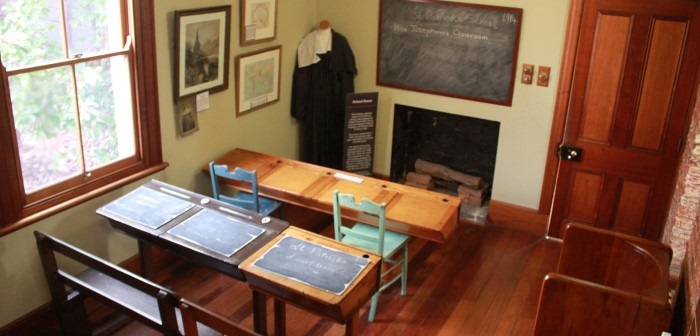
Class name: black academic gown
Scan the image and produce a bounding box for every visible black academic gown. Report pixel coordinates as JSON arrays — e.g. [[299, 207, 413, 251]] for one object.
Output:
[[291, 31, 356, 169]]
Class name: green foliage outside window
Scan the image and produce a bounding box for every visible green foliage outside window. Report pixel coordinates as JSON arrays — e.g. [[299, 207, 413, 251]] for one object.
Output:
[[0, 0, 129, 192]]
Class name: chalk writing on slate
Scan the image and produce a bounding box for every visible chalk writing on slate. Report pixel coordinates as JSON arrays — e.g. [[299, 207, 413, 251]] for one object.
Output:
[[100, 186, 194, 229], [377, 0, 522, 106], [253, 235, 370, 295], [168, 209, 265, 257]]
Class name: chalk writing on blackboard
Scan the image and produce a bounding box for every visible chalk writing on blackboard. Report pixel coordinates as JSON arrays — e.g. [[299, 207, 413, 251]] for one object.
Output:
[[377, 0, 522, 106], [99, 186, 194, 229], [168, 209, 265, 257], [253, 235, 370, 295]]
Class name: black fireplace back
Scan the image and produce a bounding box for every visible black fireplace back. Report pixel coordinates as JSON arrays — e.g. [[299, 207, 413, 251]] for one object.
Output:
[[391, 104, 499, 193]]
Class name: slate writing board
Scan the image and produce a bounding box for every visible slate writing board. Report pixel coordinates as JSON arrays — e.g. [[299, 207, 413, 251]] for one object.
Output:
[[377, 0, 522, 106], [99, 186, 194, 229], [168, 209, 265, 257], [253, 235, 370, 295]]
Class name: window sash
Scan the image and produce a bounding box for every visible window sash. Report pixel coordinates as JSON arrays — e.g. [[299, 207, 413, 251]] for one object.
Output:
[[0, 0, 164, 235], [11, 45, 136, 193]]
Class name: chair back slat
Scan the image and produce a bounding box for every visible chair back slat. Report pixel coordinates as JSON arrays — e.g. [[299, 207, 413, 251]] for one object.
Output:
[[210, 161, 261, 212], [333, 190, 387, 255], [210, 160, 283, 217]]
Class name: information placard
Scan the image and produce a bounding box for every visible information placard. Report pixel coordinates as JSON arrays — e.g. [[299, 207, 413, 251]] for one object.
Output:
[[343, 92, 378, 176]]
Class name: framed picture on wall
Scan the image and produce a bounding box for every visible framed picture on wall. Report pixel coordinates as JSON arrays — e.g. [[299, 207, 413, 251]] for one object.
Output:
[[177, 97, 198, 136], [240, 0, 277, 46], [174, 5, 231, 100], [235, 46, 281, 117]]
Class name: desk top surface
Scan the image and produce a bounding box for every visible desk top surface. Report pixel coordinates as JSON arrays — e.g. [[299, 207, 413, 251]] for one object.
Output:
[[97, 180, 290, 278], [206, 148, 461, 243], [239, 226, 381, 321]]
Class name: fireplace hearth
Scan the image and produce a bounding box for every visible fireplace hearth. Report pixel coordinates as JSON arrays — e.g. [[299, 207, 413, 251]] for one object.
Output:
[[391, 104, 500, 222]]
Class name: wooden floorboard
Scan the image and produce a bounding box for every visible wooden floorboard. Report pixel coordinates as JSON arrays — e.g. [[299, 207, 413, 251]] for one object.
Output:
[[108, 205, 561, 336]]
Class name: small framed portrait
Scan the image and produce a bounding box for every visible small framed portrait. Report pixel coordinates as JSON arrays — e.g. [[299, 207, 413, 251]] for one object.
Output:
[[174, 5, 231, 100], [235, 46, 281, 117], [177, 97, 198, 136], [240, 0, 277, 46]]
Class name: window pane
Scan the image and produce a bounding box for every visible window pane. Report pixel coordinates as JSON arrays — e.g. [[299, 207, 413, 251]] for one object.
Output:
[[0, 0, 64, 69], [76, 56, 135, 171], [10, 66, 83, 192], [64, 0, 124, 55]]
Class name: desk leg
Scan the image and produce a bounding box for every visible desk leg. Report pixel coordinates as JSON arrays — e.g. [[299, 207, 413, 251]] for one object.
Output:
[[137, 240, 155, 279], [252, 290, 268, 335], [274, 299, 286, 336], [345, 312, 358, 336]]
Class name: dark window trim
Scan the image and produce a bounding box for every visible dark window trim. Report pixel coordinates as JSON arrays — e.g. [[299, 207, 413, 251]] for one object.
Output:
[[0, 0, 166, 236]]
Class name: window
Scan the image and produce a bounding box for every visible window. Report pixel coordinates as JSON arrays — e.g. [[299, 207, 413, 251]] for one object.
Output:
[[0, 0, 165, 234]]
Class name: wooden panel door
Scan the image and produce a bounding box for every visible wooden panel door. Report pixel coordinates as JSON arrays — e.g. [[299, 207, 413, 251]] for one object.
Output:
[[549, 0, 700, 239]]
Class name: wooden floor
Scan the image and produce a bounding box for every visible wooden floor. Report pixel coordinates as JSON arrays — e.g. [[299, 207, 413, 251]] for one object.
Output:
[[112, 206, 561, 336]]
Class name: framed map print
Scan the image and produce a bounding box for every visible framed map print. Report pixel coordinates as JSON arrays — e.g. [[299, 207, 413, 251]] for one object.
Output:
[[235, 46, 281, 116]]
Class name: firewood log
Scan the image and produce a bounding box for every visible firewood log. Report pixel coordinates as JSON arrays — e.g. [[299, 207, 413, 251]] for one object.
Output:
[[405, 181, 431, 189], [458, 183, 489, 199], [405, 171, 433, 185], [415, 159, 482, 189]]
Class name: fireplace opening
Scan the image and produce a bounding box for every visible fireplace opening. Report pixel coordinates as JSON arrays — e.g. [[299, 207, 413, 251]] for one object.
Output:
[[390, 104, 500, 223]]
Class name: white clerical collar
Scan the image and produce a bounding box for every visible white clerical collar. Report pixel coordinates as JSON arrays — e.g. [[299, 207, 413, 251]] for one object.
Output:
[[297, 28, 333, 68]]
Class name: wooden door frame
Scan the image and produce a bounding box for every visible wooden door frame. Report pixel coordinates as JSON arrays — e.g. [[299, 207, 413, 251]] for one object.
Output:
[[538, 0, 584, 224]]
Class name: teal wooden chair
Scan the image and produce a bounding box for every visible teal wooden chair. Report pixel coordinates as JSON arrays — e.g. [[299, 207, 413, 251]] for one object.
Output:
[[332, 190, 410, 322], [209, 161, 283, 217]]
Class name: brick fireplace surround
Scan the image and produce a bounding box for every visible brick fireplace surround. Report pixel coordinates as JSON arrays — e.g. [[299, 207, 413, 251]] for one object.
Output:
[[664, 83, 700, 334]]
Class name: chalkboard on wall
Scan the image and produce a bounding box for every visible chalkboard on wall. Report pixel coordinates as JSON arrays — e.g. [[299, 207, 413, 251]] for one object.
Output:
[[377, 0, 522, 106]]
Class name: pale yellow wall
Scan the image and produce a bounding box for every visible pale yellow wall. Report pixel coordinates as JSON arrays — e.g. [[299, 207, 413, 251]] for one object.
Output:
[[318, 0, 570, 208], [0, 0, 568, 327], [0, 0, 315, 327], [157, 0, 317, 194]]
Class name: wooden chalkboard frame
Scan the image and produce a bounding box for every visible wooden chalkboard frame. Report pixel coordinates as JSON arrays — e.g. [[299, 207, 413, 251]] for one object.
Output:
[[377, 0, 523, 106], [252, 235, 370, 295]]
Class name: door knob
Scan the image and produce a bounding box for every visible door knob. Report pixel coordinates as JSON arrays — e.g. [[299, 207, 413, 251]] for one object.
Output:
[[558, 145, 583, 162]]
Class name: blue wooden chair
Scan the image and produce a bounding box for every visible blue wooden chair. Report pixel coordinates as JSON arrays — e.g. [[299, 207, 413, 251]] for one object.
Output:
[[332, 190, 410, 322], [209, 161, 283, 217]]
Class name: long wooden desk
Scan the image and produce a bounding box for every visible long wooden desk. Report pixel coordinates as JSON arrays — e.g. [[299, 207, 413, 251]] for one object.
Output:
[[97, 180, 289, 334], [96, 179, 289, 281], [205, 148, 461, 243], [96, 180, 380, 335]]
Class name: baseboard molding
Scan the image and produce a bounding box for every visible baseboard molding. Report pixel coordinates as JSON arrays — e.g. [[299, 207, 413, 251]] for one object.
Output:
[[487, 199, 549, 235], [0, 302, 61, 335], [373, 172, 549, 236]]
